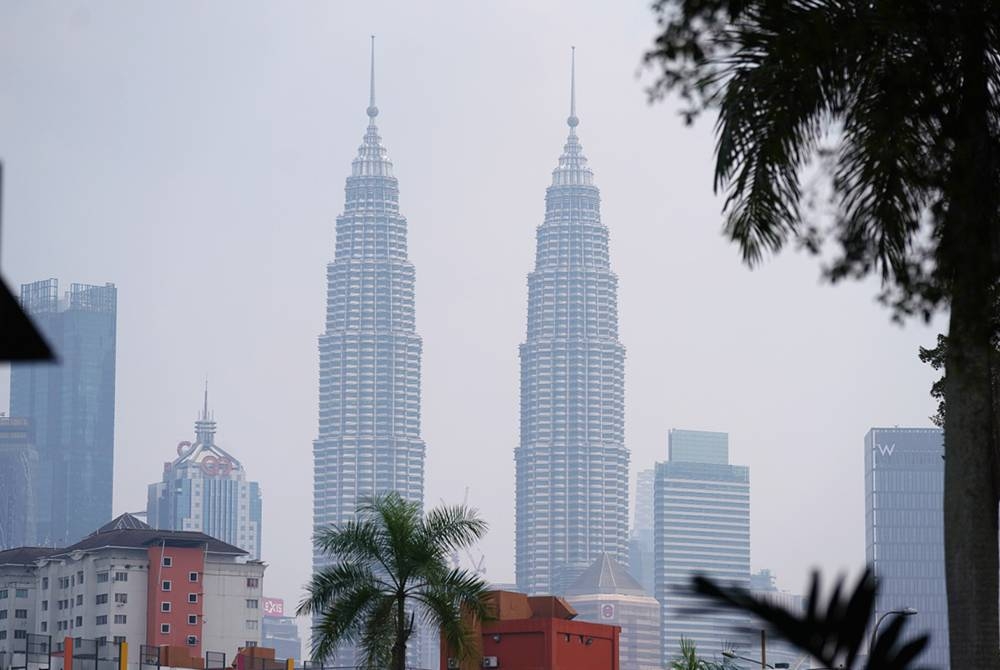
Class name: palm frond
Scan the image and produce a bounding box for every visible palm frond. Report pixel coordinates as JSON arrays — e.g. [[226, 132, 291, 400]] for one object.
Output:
[[413, 568, 491, 662], [308, 579, 386, 663], [421, 504, 489, 555]]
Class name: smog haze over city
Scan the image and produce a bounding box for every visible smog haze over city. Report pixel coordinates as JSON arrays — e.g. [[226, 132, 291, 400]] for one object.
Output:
[[1, 1, 940, 621]]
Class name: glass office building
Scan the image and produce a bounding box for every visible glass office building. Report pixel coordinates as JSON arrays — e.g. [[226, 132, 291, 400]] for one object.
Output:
[[655, 429, 751, 662], [865, 427, 947, 667], [10, 279, 117, 546], [0, 417, 39, 549], [516, 52, 629, 596]]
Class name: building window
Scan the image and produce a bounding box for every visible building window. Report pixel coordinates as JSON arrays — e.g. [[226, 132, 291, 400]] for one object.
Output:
[[114, 572, 127, 582], [186, 636, 197, 646], [0, 590, 7, 599], [161, 602, 171, 613], [246, 578, 259, 588], [14, 630, 26, 640], [0, 610, 6, 619], [42, 578, 49, 589], [188, 594, 198, 604], [40, 622, 47, 632], [96, 594, 108, 605], [114, 593, 127, 604], [187, 615, 197, 625], [77, 572, 84, 584], [97, 573, 109, 583], [188, 572, 198, 583], [246, 599, 258, 609], [162, 580, 171, 592], [113, 636, 126, 646], [76, 595, 83, 606], [245, 620, 258, 630], [75, 616, 82, 627], [245, 641, 257, 648], [0, 631, 6, 640], [114, 615, 127, 624], [162, 556, 172, 568], [15, 589, 28, 598], [42, 600, 48, 611], [160, 624, 170, 634], [96, 616, 108, 626], [14, 610, 27, 619]]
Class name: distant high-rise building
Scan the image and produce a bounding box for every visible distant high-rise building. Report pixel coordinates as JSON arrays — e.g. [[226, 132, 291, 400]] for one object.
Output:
[[516, 49, 629, 597], [750, 569, 809, 668], [10, 279, 117, 546], [0, 417, 39, 549], [565, 553, 661, 670], [262, 597, 302, 661], [147, 389, 263, 559], [655, 429, 751, 662], [865, 427, 947, 667], [629, 468, 655, 595], [311, 39, 426, 665]]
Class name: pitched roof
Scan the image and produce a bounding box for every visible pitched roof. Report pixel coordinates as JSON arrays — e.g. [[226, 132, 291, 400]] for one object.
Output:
[[94, 513, 152, 533], [53, 527, 246, 557], [0, 547, 58, 566], [565, 553, 648, 597]]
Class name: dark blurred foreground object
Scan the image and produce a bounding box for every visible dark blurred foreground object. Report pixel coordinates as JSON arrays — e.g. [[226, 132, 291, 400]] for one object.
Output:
[[0, 163, 53, 361], [694, 569, 929, 669], [645, 2, 1000, 668]]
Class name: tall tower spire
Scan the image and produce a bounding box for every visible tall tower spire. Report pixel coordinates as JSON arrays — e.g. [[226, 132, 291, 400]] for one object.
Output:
[[367, 35, 378, 120], [202, 378, 209, 421], [568, 46, 578, 130]]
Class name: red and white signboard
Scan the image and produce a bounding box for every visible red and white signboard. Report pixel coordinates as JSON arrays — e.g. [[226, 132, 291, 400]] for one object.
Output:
[[263, 597, 285, 618], [600, 603, 615, 620]]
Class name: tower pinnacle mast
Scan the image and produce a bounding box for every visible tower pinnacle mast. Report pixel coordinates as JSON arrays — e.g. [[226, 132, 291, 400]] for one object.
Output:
[[367, 35, 378, 119]]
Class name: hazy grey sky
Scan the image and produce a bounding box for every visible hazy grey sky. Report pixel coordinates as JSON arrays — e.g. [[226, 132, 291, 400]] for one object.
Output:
[[1, 1, 940, 612]]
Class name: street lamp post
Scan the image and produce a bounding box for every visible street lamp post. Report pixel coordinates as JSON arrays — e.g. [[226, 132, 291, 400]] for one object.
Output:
[[722, 650, 774, 669], [869, 607, 918, 659]]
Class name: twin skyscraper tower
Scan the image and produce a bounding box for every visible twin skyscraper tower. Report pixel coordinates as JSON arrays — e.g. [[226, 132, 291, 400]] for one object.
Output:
[[312, 38, 629, 610]]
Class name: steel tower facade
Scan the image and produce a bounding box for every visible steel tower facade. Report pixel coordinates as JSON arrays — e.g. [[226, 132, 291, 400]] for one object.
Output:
[[312, 40, 426, 660], [516, 50, 628, 596]]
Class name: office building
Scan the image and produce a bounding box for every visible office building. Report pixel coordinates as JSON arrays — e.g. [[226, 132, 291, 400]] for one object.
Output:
[[0, 513, 264, 669], [628, 468, 655, 595], [261, 598, 301, 661], [147, 390, 263, 560], [10, 279, 117, 547], [312, 40, 426, 665], [516, 50, 629, 596], [565, 553, 661, 670], [655, 429, 750, 662], [865, 427, 947, 667], [0, 418, 38, 550]]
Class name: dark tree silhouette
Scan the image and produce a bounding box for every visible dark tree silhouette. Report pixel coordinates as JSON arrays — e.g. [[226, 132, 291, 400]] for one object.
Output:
[[692, 569, 929, 670], [646, 2, 1000, 667]]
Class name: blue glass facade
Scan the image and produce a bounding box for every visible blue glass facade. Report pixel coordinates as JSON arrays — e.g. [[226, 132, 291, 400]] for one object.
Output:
[[515, 55, 629, 596], [9, 279, 117, 547], [655, 430, 751, 661], [865, 427, 947, 667]]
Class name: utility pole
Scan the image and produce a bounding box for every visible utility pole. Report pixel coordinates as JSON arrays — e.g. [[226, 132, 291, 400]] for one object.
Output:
[[761, 629, 767, 670]]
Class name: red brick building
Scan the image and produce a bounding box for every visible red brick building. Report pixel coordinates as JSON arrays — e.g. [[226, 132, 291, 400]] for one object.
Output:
[[441, 591, 620, 670]]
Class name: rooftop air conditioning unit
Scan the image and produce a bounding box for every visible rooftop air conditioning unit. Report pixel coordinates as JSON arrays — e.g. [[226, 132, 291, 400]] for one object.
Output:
[[482, 657, 499, 668]]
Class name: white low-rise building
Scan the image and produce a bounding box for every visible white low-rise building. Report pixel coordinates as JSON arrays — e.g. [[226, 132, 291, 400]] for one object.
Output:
[[0, 514, 264, 670]]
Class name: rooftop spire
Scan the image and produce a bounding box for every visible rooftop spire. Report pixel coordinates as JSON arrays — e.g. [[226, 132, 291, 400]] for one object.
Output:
[[567, 46, 579, 130], [367, 35, 378, 120], [202, 379, 209, 421]]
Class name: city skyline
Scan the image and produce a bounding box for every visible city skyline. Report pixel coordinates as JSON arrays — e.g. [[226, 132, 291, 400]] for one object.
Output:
[[0, 2, 944, 620]]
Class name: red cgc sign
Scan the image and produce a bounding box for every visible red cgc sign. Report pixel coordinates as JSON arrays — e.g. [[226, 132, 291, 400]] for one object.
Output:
[[263, 597, 285, 617]]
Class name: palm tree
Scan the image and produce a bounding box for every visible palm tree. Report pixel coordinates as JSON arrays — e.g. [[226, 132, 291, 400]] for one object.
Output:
[[298, 492, 492, 670], [646, 2, 1000, 668], [670, 637, 720, 670]]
